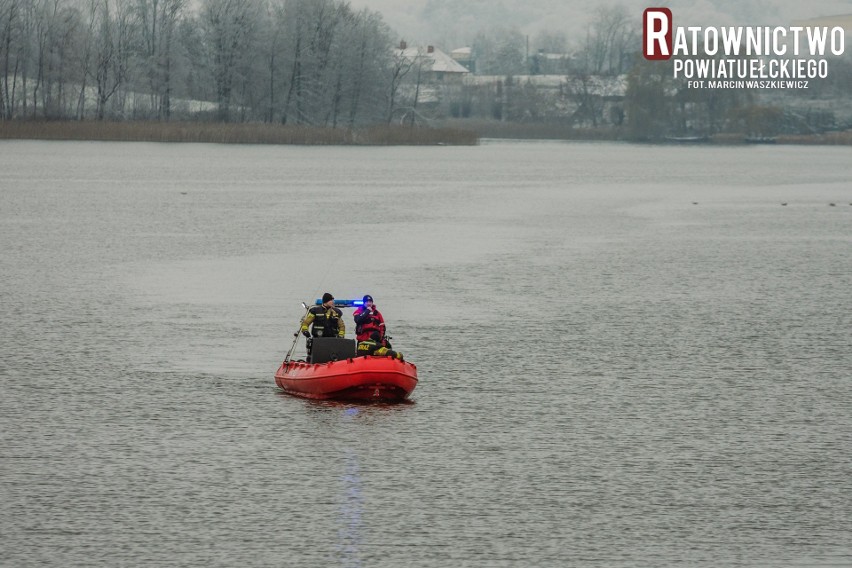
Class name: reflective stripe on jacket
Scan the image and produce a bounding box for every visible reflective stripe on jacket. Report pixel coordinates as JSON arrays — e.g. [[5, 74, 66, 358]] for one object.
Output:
[[302, 305, 345, 337]]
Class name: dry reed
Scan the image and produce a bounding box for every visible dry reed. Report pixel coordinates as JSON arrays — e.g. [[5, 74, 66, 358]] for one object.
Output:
[[0, 120, 479, 146], [440, 119, 624, 141], [3, 119, 849, 146], [776, 131, 852, 145]]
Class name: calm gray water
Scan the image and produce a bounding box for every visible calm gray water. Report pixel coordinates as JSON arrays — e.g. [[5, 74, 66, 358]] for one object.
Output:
[[1, 139, 850, 567]]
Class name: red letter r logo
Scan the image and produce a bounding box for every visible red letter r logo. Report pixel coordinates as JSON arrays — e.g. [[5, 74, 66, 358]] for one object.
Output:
[[643, 8, 673, 60]]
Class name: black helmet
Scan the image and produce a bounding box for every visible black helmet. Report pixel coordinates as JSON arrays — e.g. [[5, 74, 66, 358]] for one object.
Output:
[[322, 292, 334, 303], [363, 294, 373, 303]]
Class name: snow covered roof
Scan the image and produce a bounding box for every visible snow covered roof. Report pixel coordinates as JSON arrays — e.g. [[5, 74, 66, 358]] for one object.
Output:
[[535, 52, 575, 60], [396, 46, 471, 74], [463, 74, 627, 97]]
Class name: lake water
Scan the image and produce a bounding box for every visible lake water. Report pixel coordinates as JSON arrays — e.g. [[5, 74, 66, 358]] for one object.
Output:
[[1, 139, 850, 567]]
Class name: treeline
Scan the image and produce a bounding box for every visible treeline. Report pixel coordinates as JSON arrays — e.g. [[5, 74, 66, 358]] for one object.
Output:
[[0, 0, 398, 124]]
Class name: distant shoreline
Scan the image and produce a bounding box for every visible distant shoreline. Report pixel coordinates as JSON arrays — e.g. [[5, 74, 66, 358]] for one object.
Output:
[[438, 119, 852, 146], [0, 121, 479, 146], [1, 120, 850, 146]]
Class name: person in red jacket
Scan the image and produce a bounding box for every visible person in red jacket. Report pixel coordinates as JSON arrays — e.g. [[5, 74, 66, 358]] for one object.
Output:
[[353, 294, 387, 344]]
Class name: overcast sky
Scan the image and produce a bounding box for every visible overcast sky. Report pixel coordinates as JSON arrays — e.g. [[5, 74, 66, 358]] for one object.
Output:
[[347, 0, 852, 47]]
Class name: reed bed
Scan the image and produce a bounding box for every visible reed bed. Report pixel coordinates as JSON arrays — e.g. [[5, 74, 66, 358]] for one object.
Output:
[[0, 121, 479, 146], [3, 120, 848, 146], [776, 131, 852, 145], [709, 131, 852, 145], [444, 119, 624, 141]]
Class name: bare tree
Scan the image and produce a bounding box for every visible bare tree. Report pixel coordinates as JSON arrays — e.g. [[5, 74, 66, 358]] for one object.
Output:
[[344, 8, 390, 127], [198, 0, 260, 122], [257, 0, 279, 122], [278, 0, 303, 124], [75, 0, 97, 118], [279, 0, 346, 125], [1, 0, 22, 118], [385, 42, 414, 124], [580, 5, 636, 75], [51, 3, 83, 118], [344, 9, 372, 126], [136, 0, 185, 119], [31, 0, 83, 118], [88, 0, 132, 119]]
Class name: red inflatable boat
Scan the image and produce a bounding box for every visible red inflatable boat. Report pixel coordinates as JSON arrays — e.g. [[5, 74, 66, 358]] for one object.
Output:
[[275, 356, 418, 403], [277, 303, 418, 403]]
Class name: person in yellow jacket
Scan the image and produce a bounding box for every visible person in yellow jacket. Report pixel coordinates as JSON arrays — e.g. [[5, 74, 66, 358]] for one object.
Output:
[[357, 331, 403, 361], [299, 292, 345, 338]]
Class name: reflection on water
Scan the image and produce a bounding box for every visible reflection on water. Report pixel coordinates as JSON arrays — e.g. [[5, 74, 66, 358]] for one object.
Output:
[[1, 140, 850, 568], [338, 442, 363, 567]]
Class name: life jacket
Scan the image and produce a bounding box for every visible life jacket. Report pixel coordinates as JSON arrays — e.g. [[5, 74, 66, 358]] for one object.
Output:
[[354, 307, 382, 341], [309, 305, 342, 337]]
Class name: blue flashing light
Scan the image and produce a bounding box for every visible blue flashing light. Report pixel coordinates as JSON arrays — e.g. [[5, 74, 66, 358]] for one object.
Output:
[[314, 299, 365, 307]]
